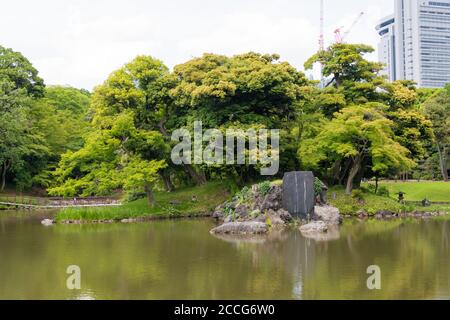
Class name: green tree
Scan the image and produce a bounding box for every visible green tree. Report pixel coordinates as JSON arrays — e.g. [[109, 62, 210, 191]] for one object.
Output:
[[0, 80, 49, 190], [299, 103, 415, 193], [171, 52, 310, 182], [49, 108, 168, 199], [304, 44, 384, 102], [423, 85, 450, 181], [122, 156, 167, 207], [0, 45, 45, 98]]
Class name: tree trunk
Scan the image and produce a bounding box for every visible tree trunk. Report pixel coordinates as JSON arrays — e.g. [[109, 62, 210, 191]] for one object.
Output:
[[437, 143, 449, 182], [144, 184, 155, 208], [1, 164, 6, 191], [1, 160, 11, 191], [331, 159, 342, 185], [339, 158, 352, 186], [184, 164, 206, 185], [353, 161, 365, 189], [160, 171, 175, 192], [375, 176, 379, 194], [346, 155, 362, 194]]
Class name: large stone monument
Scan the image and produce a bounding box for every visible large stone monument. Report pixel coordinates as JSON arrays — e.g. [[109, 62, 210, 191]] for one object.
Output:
[[282, 171, 315, 219]]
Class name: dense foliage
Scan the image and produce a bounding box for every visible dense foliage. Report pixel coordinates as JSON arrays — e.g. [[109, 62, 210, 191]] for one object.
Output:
[[0, 43, 448, 199]]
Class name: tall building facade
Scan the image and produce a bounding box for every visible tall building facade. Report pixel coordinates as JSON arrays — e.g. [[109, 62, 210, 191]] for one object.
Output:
[[376, 0, 450, 88], [376, 14, 396, 82]]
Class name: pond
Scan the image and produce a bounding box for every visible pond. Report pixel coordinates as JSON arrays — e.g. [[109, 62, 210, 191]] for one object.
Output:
[[0, 210, 449, 299]]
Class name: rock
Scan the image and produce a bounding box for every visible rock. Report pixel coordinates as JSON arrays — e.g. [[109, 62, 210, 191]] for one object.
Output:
[[422, 212, 432, 218], [212, 210, 223, 219], [301, 225, 340, 242], [313, 205, 341, 225], [282, 171, 315, 219], [210, 222, 268, 235], [299, 221, 328, 234], [234, 204, 248, 218], [255, 215, 267, 223], [41, 219, 55, 226], [260, 185, 283, 211], [267, 210, 285, 226], [375, 210, 394, 219], [278, 209, 293, 223], [224, 216, 233, 223], [357, 209, 368, 218]]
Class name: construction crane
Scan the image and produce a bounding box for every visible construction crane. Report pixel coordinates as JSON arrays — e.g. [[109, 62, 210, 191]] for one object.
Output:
[[319, 0, 325, 51], [334, 11, 364, 44]]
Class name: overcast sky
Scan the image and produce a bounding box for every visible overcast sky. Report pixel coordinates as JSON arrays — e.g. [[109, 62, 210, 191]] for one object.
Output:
[[0, 0, 393, 90]]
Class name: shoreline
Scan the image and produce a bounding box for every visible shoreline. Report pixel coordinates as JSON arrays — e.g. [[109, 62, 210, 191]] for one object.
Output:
[[41, 209, 450, 226]]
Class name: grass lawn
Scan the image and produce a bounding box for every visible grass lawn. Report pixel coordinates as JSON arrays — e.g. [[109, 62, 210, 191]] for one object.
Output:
[[328, 186, 450, 216], [365, 181, 450, 202], [55, 181, 230, 222]]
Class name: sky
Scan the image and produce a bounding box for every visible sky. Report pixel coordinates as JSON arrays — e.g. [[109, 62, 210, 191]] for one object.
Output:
[[0, 0, 393, 90]]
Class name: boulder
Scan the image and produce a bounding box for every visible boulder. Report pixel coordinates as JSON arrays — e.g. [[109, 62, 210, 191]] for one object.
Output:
[[212, 210, 223, 219], [278, 209, 293, 223], [301, 225, 340, 242], [299, 221, 328, 234], [234, 204, 248, 218], [223, 216, 233, 223], [41, 219, 55, 226], [375, 210, 394, 220], [210, 222, 268, 235], [313, 205, 342, 225], [267, 210, 285, 226], [260, 185, 283, 211]]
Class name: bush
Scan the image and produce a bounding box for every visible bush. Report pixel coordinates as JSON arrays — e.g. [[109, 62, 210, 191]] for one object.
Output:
[[123, 191, 146, 203], [314, 178, 324, 196], [257, 181, 272, 196], [364, 184, 377, 194], [351, 189, 365, 201], [377, 186, 390, 197], [235, 186, 250, 203]]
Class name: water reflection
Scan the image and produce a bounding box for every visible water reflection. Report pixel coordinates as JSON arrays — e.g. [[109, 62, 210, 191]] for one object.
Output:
[[0, 211, 449, 300]]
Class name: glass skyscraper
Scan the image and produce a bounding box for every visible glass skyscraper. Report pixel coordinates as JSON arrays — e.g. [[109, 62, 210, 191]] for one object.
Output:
[[376, 0, 450, 88]]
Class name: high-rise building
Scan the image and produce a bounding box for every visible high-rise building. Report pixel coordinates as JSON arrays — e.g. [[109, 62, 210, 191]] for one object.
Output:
[[376, 0, 450, 88], [376, 14, 396, 82]]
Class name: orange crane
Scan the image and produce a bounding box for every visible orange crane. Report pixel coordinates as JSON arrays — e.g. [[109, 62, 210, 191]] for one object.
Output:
[[334, 11, 365, 44]]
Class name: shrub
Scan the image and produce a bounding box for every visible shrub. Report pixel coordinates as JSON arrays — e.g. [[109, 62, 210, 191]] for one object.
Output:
[[314, 178, 324, 196], [365, 184, 377, 194], [351, 189, 365, 201], [257, 181, 272, 196], [235, 186, 250, 203], [377, 186, 390, 197], [123, 191, 146, 203]]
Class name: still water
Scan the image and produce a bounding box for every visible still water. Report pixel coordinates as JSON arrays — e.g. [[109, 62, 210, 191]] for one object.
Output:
[[0, 210, 449, 300]]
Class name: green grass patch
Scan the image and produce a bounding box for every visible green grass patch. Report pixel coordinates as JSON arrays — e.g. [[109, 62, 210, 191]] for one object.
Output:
[[329, 186, 450, 216], [55, 181, 230, 222], [365, 181, 450, 202], [329, 187, 403, 216]]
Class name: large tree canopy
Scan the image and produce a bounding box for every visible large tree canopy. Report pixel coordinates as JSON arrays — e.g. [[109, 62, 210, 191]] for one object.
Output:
[[172, 52, 309, 128], [0, 45, 45, 98], [300, 103, 415, 193], [1, 43, 442, 199]]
